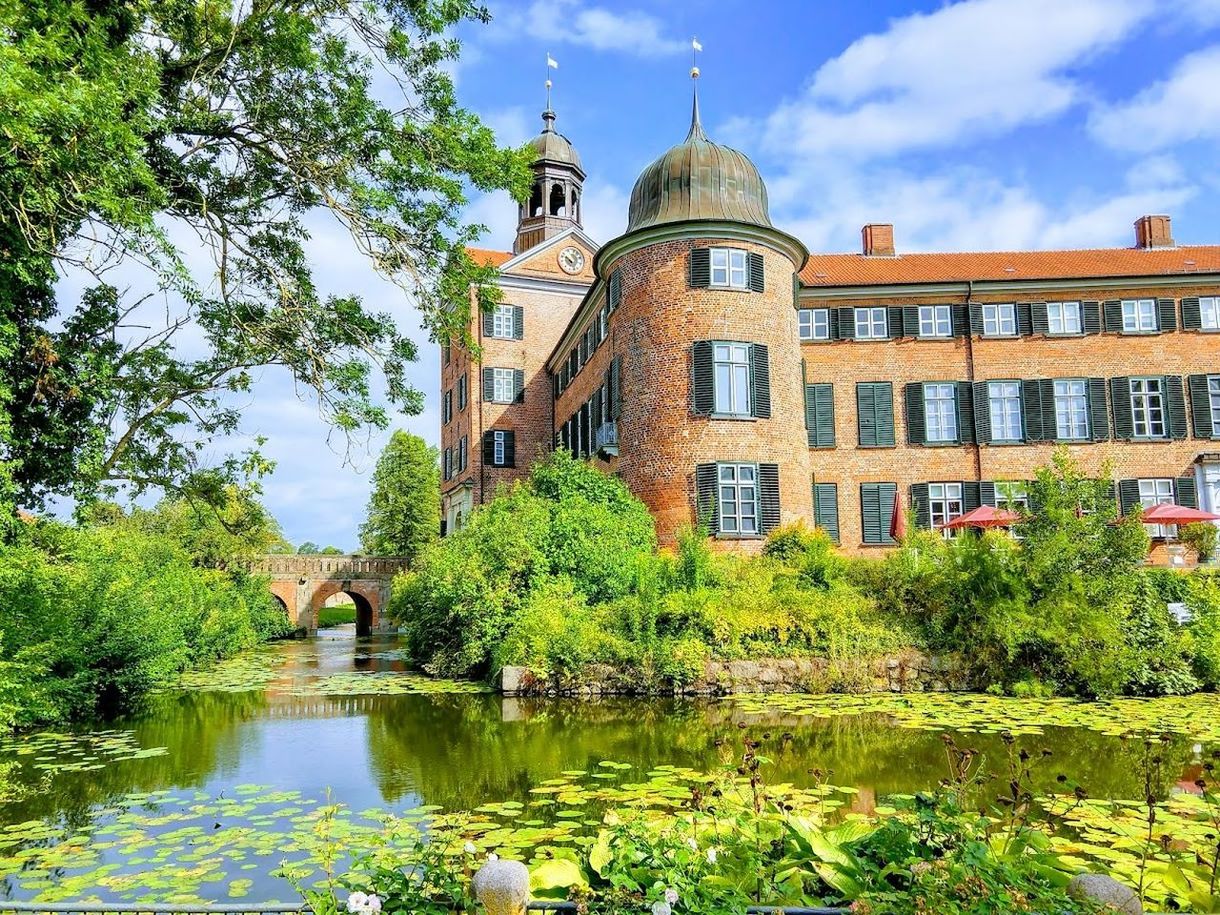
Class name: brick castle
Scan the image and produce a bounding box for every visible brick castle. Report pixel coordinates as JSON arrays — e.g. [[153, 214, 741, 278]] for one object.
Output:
[[440, 91, 1220, 558]]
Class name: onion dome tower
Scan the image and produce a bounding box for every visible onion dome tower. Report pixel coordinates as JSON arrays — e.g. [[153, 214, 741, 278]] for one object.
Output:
[[514, 108, 585, 254]]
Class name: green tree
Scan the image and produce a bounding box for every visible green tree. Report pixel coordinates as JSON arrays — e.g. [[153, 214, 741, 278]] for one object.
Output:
[[297, 542, 321, 555], [360, 430, 440, 560], [0, 0, 531, 524]]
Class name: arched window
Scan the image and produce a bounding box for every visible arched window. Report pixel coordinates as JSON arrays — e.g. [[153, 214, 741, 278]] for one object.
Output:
[[571, 189, 580, 220], [549, 183, 566, 217], [529, 183, 544, 217]]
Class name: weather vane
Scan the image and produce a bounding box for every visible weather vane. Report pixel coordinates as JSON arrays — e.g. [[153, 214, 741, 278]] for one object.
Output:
[[691, 37, 702, 79], [546, 53, 558, 110]]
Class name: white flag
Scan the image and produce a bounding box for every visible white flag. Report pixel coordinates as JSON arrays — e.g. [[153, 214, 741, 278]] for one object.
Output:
[[547, 54, 558, 69], [691, 38, 702, 51]]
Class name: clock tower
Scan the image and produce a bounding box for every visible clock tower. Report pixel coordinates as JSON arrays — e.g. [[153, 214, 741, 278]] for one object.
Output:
[[514, 108, 585, 254]]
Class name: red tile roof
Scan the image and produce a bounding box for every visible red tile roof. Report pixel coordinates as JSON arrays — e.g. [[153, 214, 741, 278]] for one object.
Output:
[[466, 247, 513, 268], [799, 245, 1220, 287]]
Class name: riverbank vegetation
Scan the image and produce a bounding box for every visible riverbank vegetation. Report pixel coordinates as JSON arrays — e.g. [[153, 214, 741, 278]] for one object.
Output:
[[392, 450, 1220, 699]]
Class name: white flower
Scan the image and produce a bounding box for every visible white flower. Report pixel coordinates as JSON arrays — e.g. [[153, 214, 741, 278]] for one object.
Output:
[[664, 888, 679, 905], [488, 853, 499, 862], [652, 902, 672, 915], [706, 847, 718, 864], [464, 841, 477, 854], [346, 892, 369, 914], [366, 895, 382, 913], [685, 838, 698, 851]]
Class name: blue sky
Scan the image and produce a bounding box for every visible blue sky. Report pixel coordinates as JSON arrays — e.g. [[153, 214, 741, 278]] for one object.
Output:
[[88, 0, 1220, 550]]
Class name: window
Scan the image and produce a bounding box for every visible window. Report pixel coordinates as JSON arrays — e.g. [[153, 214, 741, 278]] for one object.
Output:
[[1130, 377, 1166, 438], [982, 303, 1016, 337], [713, 343, 752, 416], [718, 463, 759, 535], [457, 436, 468, 473], [1211, 377, 1220, 437], [493, 430, 507, 466], [1203, 297, 1220, 330], [924, 383, 958, 443], [1053, 379, 1089, 440], [1122, 299, 1158, 332], [443, 390, 453, 424], [854, 307, 888, 339], [860, 482, 897, 545], [994, 481, 1029, 513], [988, 381, 1023, 442], [491, 304, 515, 339], [799, 308, 830, 341], [599, 306, 608, 340], [929, 482, 964, 535], [710, 248, 748, 289], [443, 447, 452, 481], [918, 305, 951, 338], [1047, 301, 1082, 335], [491, 367, 516, 404], [457, 374, 467, 410], [1138, 478, 1175, 538]]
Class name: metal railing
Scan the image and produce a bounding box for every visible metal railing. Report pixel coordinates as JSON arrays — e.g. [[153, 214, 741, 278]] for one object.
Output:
[[0, 903, 846, 915]]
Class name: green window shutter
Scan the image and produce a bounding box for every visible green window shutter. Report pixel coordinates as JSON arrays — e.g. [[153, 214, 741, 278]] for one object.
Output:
[[695, 463, 718, 532], [759, 463, 781, 533], [979, 481, 997, 506], [1110, 377, 1133, 439], [612, 356, 623, 419], [689, 249, 711, 288], [1181, 297, 1202, 330], [1158, 298, 1177, 332], [482, 310, 494, 337], [812, 481, 840, 543], [482, 432, 495, 465], [835, 307, 856, 340], [751, 343, 772, 418], [505, 431, 516, 468], [1088, 378, 1110, 441], [1166, 375, 1188, 439], [1190, 374, 1214, 438], [513, 305, 524, 340], [902, 306, 919, 336], [1118, 479, 1140, 516], [792, 273, 801, 309], [1082, 301, 1102, 334], [861, 483, 896, 544], [691, 342, 714, 415], [951, 304, 970, 337], [482, 368, 494, 402], [909, 483, 930, 530], [1176, 477, 1198, 509], [1021, 379, 1045, 442], [514, 368, 525, 403], [963, 482, 982, 513], [1016, 303, 1033, 336], [957, 382, 976, 444], [609, 269, 622, 309], [1103, 300, 1123, 332], [1031, 303, 1049, 335], [591, 388, 603, 429], [875, 382, 895, 445], [968, 304, 984, 336], [748, 252, 765, 292], [807, 383, 835, 447], [857, 383, 876, 446], [973, 381, 992, 444], [887, 306, 904, 338], [905, 383, 926, 444]]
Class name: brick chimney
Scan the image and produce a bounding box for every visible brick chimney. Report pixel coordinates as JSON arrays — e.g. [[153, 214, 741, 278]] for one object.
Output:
[[1134, 215, 1174, 249], [862, 223, 895, 257]]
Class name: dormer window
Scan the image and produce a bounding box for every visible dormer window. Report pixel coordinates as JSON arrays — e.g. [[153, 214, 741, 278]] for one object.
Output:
[[711, 248, 749, 289]]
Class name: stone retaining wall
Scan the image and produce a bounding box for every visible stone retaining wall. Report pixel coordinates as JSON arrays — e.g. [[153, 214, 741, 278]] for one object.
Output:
[[499, 650, 968, 697]]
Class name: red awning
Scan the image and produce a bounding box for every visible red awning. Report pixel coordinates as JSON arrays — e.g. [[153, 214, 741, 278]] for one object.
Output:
[[940, 505, 1022, 530], [1140, 503, 1220, 524]]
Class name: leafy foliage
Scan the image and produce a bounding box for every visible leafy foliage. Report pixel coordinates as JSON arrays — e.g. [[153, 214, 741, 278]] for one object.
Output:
[[359, 430, 439, 561]]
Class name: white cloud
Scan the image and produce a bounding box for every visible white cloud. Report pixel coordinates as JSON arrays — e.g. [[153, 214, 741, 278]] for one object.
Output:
[[489, 0, 685, 57], [1089, 45, 1220, 151], [737, 0, 1151, 160]]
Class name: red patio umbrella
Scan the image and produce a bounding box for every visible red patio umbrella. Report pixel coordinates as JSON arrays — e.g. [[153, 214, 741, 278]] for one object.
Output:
[[1140, 503, 1220, 525], [889, 489, 907, 541], [940, 504, 1021, 530]]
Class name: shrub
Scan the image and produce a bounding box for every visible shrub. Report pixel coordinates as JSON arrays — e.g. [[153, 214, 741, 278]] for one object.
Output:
[[1181, 522, 1218, 563]]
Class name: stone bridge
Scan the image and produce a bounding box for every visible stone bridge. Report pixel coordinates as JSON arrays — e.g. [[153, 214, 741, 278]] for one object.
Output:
[[244, 555, 410, 636]]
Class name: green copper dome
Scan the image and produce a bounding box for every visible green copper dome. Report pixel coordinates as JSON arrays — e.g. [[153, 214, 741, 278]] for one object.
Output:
[[626, 93, 770, 232]]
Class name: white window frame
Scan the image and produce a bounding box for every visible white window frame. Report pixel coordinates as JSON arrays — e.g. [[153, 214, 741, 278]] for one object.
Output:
[[1047, 301, 1082, 335], [924, 383, 958, 443], [995, 481, 1029, 513], [1130, 377, 1166, 438], [1138, 478, 1176, 538], [855, 307, 888, 340], [710, 248, 749, 290], [713, 343, 752, 416], [1053, 379, 1089, 440], [492, 367, 516, 404], [718, 463, 759, 536], [1209, 376, 1220, 437], [599, 306, 609, 340], [982, 302, 1017, 337], [929, 482, 964, 536], [1202, 297, 1220, 331], [1122, 298, 1158, 333], [798, 308, 830, 341], [493, 430, 507, 466], [988, 381, 1023, 442], [491, 304, 515, 339], [918, 305, 952, 338]]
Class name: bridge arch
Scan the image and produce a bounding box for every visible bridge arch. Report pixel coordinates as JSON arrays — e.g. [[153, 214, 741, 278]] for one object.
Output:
[[243, 555, 409, 636], [310, 582, 377, 637]]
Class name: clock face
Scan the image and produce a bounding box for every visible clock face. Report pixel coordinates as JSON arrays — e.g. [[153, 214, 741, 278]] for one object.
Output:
[[558, 246, 585, 275]]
